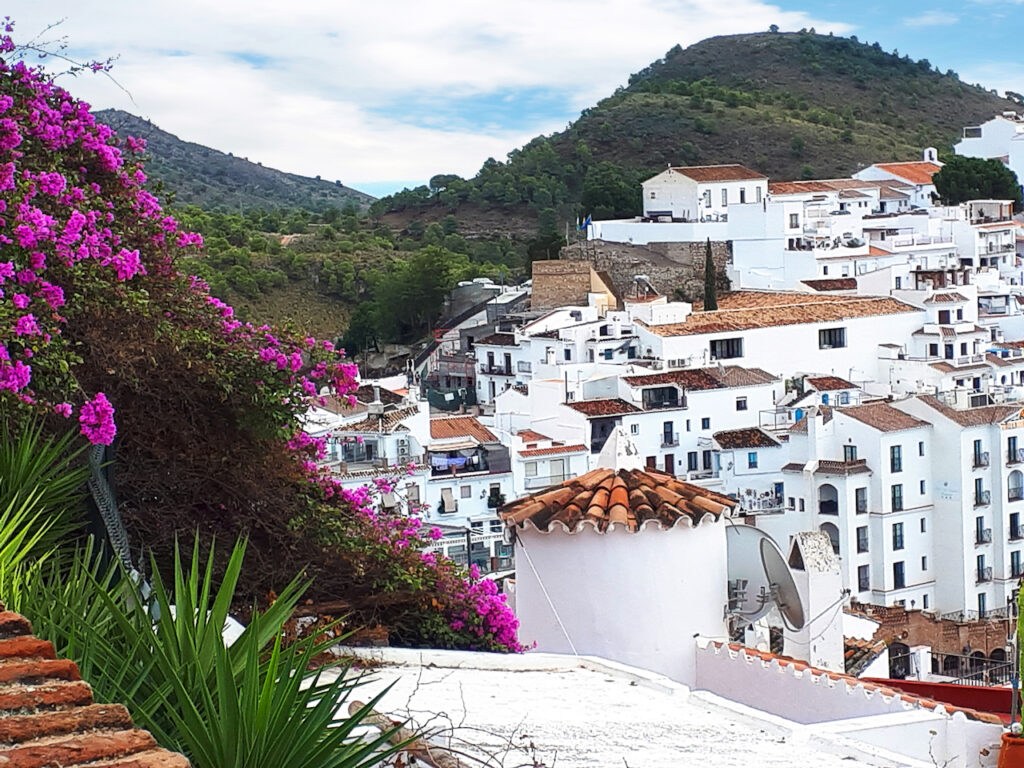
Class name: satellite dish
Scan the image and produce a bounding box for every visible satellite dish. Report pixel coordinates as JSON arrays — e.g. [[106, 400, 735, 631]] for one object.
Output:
[[726, 526, 806, 631], [760, 537, 805, 631]]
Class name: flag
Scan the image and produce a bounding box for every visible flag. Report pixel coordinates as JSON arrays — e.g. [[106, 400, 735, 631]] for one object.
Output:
[[578, 215, 592, 231]]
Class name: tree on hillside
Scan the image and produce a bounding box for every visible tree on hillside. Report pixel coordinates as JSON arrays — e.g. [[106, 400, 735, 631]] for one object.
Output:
[[703, 239, 718, 311], [581, 162, 640, 219], [933, 156, 1023, 211]]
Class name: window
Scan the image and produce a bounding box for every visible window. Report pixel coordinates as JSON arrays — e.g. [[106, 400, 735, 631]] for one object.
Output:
[[918, 441, 925, 457], [564, 348, 571, 361], [1009, 435, 1019, 463], [895, 277, 902, 289], [1013, 550, 1023, 578], [524, 462, 538, 477], [739, 188, 747, 204], [844, 445, 858, 462], [920, 480, 926, 495], [703, 189, 711, 208], [756, 187, 762, 203], [788, 496, 796, 509], [649, 191, 656, 199], [701, 417, 711, 430], [858, 565, 870, 591], [923, 594, 929, 610], [748, 452, 758, 469], [893, 561, 906, 589], [686, 419, 691, 432], [710, 338, 744, 360], [856, 526, 869, 553], [818, 327, 847, 349], [471, 520, 483, 530], [721, 188, 728, 206], [603, 349, 613, 360], [789, 213, 800, 228], [920, 517, 926, 532], [855, 487, 867, 514], [892, 522, 904, 551], [979, 593, 987, 617], [630, 423, 639, 435], [977, 554, 987, 581], [938, 309, 951, 324], [960, 342, 968, 356], [736, 397, 748, 411], [703, 450, 713, 470], [799, 498, 805, 512], [957, 308, 964, 321], [460, 485, 472, 499], [890, 445, 902, 473], [490, 519, 503, 533], [687, 452, 698, 471], [928, 343, 939, 357], [891, 484, 903, 512], [922, 556, 928, 571]]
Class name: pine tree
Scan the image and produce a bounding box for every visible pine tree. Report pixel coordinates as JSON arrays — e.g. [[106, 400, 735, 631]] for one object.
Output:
[[703, 239, 718, 311]]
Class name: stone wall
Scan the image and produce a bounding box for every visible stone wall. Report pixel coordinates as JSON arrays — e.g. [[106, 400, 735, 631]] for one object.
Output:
[[560, 238, 732, 303], [530, 260, 596, 310]]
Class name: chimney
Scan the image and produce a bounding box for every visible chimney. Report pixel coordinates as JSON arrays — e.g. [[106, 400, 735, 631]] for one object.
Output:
[[367, 385, 385, 417]]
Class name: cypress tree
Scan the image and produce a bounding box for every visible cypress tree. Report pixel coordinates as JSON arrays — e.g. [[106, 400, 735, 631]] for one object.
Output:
[[703, 238, 718, 311]]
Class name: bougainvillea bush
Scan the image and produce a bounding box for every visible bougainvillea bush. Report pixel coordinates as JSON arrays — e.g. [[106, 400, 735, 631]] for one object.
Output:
[[0, 23, 520, 652]]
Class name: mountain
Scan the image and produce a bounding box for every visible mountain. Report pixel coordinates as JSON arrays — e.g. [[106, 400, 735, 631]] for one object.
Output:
[[95, 109, 375, 213], [376, 31, 1020, 228]]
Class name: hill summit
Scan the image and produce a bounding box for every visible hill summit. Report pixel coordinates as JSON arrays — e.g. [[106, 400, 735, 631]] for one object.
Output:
[[96, 109, 375, 213]]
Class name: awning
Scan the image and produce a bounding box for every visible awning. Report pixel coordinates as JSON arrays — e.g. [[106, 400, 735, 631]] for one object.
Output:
[[441, 488, 456, 512], [427, 440, 477, 452]]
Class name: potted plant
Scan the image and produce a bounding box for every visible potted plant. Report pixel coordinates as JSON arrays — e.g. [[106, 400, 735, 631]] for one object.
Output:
[[999, 587, 1024, 767]]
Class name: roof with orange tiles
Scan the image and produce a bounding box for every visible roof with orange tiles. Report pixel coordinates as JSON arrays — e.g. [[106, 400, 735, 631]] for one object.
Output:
[[518, 444, 588, 458], [924, 292, 968, 303], [806, 376, 856, 391], [839, 402, 931, 433], [710, 642, 1003, 725], [623, 368, 724, 390], [878, 184, 911, 200], [870, 161, 943, 185], [845, 636, 888, 677], [430, 415, 498, 443], [768, 178, 884, 195], [0, 610, 189, 767], [643, 294, 918, 337], [914, 395, 1020, 427], [670, 164, 766, 182], [995, 340, 1024, 350], [929, 361, 989, 373], [516, 429, 550, 442], [714, 366, 779, 387], [501, 467, 736, 533], [566, 398, 642, 417], [802, 278, 857, 292], [868, 245, 891, 256], [339, 405, 419, 434], [713, 428, 780, 449], [987, 352, 1015, 368]]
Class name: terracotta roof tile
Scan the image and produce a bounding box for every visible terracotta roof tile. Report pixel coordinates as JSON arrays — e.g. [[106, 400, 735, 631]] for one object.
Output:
[[790, 405, 833, 433], [623, 369, 723, 390], [845, 636, 888, 676], [713, 428, 779, 449], [802, 278, 857, 292], [839, 402, 931, 433], [871, 161, 943, 185], [915, 395, 1020, 427], [712, 642, 1001, 724], [518, 444, 588, 457], [670, 164, 766, 182], [714, 366, 779, 387], [768, 179, 881, 195], [0, 610, 188, 768], [648, 293, 918, 337], [987, 352, 1014, 368], [502, 467, 736, 532], [924, 292, 968, 304], [566, 399, 641, 417], [805, 376, 856, 391], [339, 405, 419, 434], [429, 415, 497, 442], [516, 429, 549, 442]]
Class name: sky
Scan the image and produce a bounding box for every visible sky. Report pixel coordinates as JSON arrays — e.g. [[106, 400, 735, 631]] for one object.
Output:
[[8, 1, 1023, 198]]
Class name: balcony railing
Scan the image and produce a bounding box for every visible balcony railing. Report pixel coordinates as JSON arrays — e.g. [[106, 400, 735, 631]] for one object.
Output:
[[1010, 487, 1024, 501], [661, 432, 680, 448], [818, 499, 839, 515], [975, 528, 993, 545], [975, 490, 992, 507], [976, 566, 993, 583], [479, 364, 513, 376], [524, 474, 569, 490], [973, 452, 990, 468], [1010, 449, 1024, 465], [1011, 526, 1024, 541]]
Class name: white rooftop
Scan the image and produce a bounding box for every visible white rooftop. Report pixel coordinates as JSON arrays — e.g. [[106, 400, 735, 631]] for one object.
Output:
[[343, 648, 891, 768]]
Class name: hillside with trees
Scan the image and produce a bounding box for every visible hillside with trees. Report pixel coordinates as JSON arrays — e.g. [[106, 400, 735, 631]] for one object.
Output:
[[374, 30, 1019, 229], [95, 109, 375, 212]]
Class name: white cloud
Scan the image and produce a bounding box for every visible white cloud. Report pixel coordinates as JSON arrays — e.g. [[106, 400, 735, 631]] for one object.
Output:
[[9, 1, 852, 190], [902, 10, 959, 26]]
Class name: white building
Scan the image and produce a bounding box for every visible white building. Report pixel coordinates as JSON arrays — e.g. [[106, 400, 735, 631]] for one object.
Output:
[[853, 152, 943, 208], [955, 112, 1024, 191], [642, 164, 768, 220]]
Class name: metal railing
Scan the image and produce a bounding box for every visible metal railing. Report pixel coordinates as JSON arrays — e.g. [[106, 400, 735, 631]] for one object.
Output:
[[973, 452, 990, 468], [1011, 526, 1024, 541], [976, 528, 993, 545], [1010, 487, 1024, 501], [524, 474, 569, 490], [976, 566, 993, 583], [661, 432, 680, 448], [930, 651, 1014, 686], [975, 490, 991, 507], [479, 364, 513, 376]]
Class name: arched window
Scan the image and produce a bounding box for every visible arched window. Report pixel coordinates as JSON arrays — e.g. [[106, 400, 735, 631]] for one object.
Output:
[[818, 483, 839, 515], [819, 522, 840, 555], [1009, 470, 1023, 501]]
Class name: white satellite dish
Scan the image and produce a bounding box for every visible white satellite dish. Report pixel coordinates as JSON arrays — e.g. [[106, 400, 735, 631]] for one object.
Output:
[[726, 526, 806, 631]]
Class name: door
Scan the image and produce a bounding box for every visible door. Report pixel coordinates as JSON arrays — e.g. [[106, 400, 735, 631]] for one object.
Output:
[[550, 458, 565, 484], [664, 453, 674, 475]]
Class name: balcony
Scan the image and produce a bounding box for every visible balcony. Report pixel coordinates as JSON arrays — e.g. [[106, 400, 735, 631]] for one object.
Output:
[[661, 432, 680, 448], [976, 566, 993, 583], [818, 500, 839, 515], [1011, 526, 1024, 541], [1010, 487, 1024, 502], [479, 364, 513, 376], [973, 452, 990, 469], [975, 490, 991, 507], [524, 474, 569, 490], [975, 528, 992, 545], [1014, 565, 1024, 578]]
